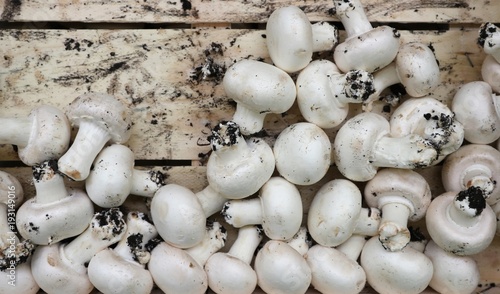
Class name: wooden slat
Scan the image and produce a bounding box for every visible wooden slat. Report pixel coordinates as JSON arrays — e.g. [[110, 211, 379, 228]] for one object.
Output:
[[0, 27, 486, 162], [0, 0, 498, 24]]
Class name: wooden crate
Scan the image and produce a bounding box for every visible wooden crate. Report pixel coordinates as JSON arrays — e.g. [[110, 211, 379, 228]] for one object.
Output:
[[1, 0, 499, 293]]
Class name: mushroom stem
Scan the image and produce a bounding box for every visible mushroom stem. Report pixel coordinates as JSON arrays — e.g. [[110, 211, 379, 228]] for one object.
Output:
[[286, 227, 311, 256], [0, 117, 31, 147], [378, 198, 413, 251], [232, 104, 267, 136], [331, 70, 375, 104], [311, 22, 338, 52], [130, 169, 165, 197], [63, 208, 126, 266], [371, 134, 437, 169], [185, 221, 227, 266], [58, 120, 112, 181], [462, 165, 495, 197], [449, 187, 486, 228], [222, 199, 263, 228], [336, 234, 367, 261], [367, 62, 400, 103], [227, 226, 263, 265], [334, 0, 372, 37], [353, 207, 381, 236], [32, 161, 68, 204], [195, 185, 227, 217]]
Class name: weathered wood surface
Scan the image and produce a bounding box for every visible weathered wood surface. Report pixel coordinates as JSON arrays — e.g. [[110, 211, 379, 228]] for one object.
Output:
[[0, 0, 498, 24]]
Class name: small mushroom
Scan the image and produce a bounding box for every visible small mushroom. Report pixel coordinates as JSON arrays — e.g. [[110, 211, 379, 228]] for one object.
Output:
[[0, 105, 70, 166], [148, 221, 227, 294], [86, 144, 165, 208], [426, 186, 497, 255], [332, 0, 400, 73], [87, 211, 158, 294], [333, 112, 437, 182], [452, 81, 500, 144], [254, 227, 312, 294], [31, 208, 126, 294], [478, 22, 500, 63], [57, 93, 132, 181], [273, 122, 331, 185], [266, 6, 338, 73], [364, 168, 432, 251], [481, 55, 500, 93], [205, 225, 263, 294], [16, 160, 94, 245], [424, 239, 480, 294], [222, 176, 303, 240], [308, 179, 381, 247]]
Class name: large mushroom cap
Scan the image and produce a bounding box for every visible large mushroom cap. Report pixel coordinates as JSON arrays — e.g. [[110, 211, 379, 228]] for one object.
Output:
[[205, 252, 257, 294], [66, 93, 132, 144]]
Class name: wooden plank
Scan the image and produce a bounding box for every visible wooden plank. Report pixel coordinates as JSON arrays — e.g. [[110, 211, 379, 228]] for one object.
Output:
[[0, 27, 486, 162], [0, 0, 498, 24]]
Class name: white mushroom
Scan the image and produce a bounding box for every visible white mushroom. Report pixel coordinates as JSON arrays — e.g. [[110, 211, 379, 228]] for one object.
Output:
[[333, 0, 400, 73], [86, 144, 165, 208], [333, 112, 437, 182], [0, 105, 70, 166], [58, 93, 132, 181], [205, 225, 263, 294], [254, 227, 312, 294], [87, 211, 158, 294], [223, 60, 296, 135], [273, 122, 331, 185], [266, 6, 338, 73], [148, 221, 226, 294], [424, 239, 480, 294], [308, 179, 381, 247], [31, 208, 126, 294], [16, 160, 94, 245], [478, 22, 500, 63], [426, 187, 497, 255], [481, 55, 500, 93], [222, 176, 303, 240], [452, 81, 500, 144], [364, 168, 432, 251], [391, 97, 464, 164]]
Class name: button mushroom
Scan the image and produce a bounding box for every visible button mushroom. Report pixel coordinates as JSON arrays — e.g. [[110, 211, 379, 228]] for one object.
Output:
[[333, 112, 437, 182], [148, 221, 226, 294], [15, 160, 94, 245], [273, 122, 331, 185], [87, 211, 158, 294], [308, 179, 381, 247], [266, 5, 338, 73], [332, 0, 400, 73], [223, 60, 296, 135], [0, 105, 70, 166], [364, 168, 432, 251], [31, 208, 126, 294], [85, 144, 165, 208], [481, 55, 500, 94], [222, 176, 303, 240], [478, 22, 500, 63], [57, 93, 132, 181], [205, 225, 263, 294], [426, 186, 497, 255]]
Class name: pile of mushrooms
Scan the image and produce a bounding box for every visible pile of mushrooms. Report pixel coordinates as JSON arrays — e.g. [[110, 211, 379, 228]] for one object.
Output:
[[1, 1, 500, 294]]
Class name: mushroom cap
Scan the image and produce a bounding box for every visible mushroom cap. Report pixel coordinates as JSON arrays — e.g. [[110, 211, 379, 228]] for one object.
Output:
[[0, 262, 39, 294], [259, 177, 303, 240], [296, 60, 349, 129], [364, 168, 431, 222], [150, 184, 206, 249], [66, 93, 132, 144], [148, 242, 208, 294], [308, 179, 362, 247], [333, 112, 389, 182], [360, 236, 433, 294], [452, 81, 500, 144], [334, 25, 400, 73], [16, 187, 94, 245], [424, 240, 480, 294], [88, 249, 154, 294], [274, 122, 331, 185], [31, 244, 94, 294], [0, 170, 23, 207], [19, 105, 71, 166], [426, 191, 497, 255], [205, 252, 257, 294], [481, 55, 500, 93], [254, 240, 312, 294], [306, 244, 366, 294], [442, 144, 500, 205], [85, 144, 135, 208], [266, 6, 313, 73], [395, 42, 440, 97], [478, 22, 500, 62]]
